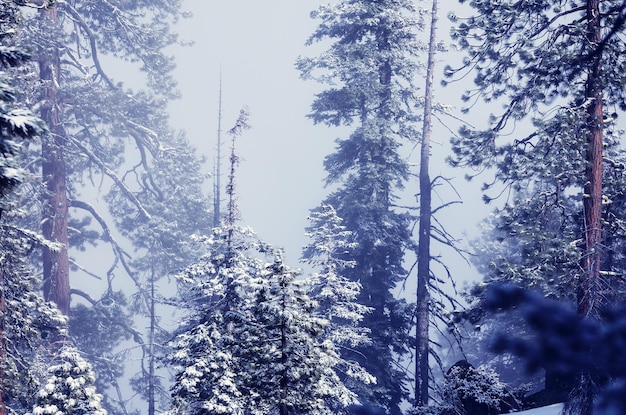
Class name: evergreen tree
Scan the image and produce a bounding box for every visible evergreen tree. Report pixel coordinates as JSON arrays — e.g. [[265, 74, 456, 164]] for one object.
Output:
[[169, 115, 369, 414], [297, 1, 423, 411], [0, 0, 46, 206], [29, 345, 107, 415], [447, 0, 626, 316], [301, 204, 374, 391], [0, 3, 67, 413], [448, 0, 626, 411], [4, 1, 209, 411]]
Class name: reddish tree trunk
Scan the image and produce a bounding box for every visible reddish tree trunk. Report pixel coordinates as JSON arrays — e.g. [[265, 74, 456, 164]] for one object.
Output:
[[579, 0, 603, 318], [39, 5, 70, 316]]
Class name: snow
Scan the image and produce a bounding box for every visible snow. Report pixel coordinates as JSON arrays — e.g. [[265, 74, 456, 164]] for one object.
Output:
[[511, 403, 564, 415]]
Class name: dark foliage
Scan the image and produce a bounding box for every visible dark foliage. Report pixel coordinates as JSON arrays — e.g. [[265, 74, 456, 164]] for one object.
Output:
[[486, 284, 626, 414]]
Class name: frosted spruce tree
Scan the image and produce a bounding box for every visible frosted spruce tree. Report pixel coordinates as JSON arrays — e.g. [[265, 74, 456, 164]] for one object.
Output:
[[297, 2, 423, 412], [168, 114, 369, 414], [29, 345, 106, 415], [301, 205, 374, 390], [448, 0, 626, 412]]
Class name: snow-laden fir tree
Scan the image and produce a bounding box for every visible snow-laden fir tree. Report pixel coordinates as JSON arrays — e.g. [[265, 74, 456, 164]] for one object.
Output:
[[28, 345, 106, 415], [168, 225, 273, 415], [169, 116, 369, 414], [169, 227, 371, 415], [301, 204, 375, 389], [297, 1, 423, 412], [0, 4, 67, 413]]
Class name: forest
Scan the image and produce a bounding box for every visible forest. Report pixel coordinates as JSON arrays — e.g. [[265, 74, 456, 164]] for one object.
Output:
[[1, 0, 626, 415]]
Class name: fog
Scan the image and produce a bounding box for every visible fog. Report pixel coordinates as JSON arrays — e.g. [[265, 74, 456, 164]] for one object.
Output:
[[167, 0, 486, 286]]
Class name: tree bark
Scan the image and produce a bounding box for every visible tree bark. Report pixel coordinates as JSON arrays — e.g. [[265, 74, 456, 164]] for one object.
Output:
[[148, 269, 155, 415], [415, 0, 437, 407], [279, 271, 288, 415], [579, 0, 603, 318], [39, 5, 70, 316], [213, 74, 223, 228], [0, 266, 6, 415]]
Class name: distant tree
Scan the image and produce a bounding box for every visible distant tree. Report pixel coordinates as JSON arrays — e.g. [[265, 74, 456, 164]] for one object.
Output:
[[105, 129, 211, 415], [298, 1, 423, 411]]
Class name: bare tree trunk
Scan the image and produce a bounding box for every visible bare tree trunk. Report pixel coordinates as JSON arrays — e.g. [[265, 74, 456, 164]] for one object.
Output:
[[415, 0, 437, 408], [579, 0, 603, 318], [39, 5, 70, 316], [213, 74, 223, 228]]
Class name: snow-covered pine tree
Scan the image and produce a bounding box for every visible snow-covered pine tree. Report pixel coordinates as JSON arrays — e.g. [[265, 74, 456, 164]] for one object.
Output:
[[0, 4, 67, 413], [29, 345, 107, 415], [297, 1, 423, 412], [302, 205, 375, 389], [249, 255, 365, 415], [447, 0, 626, 316], [5, 1, 208, 411], [448, 0, 626, 411]]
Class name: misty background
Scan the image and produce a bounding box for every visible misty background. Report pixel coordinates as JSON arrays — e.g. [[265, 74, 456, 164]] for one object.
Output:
[[167, 0, 484, 286]]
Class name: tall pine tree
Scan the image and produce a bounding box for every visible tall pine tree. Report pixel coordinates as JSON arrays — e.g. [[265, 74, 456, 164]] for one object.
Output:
[[297, 1, 423, 412], [448, 0, 626, 412]]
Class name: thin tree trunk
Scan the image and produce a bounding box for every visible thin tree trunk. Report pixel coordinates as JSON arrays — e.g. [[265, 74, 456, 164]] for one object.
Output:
[[148, 270, 156, 415], [579, 0, 603, 318], [279, 272, 288, 415], [0, 266, 6, 415], [213, 74, 223, 228], [39, 5, 70, 316], [415, 0, 437, 408]]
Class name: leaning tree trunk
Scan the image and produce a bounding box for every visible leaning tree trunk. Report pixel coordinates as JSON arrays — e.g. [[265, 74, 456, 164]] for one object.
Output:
[[579, 0, 603, 319], [39, 5, 70, 316], [415, 0, 437, 408]]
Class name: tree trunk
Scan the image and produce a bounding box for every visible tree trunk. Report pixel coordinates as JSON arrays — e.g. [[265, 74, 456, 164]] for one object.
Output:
[[579, 0, 603, 318], [39, 5, 70, 316], [0, 266, 6, 415], [279, 272, 288, 415], [213, 74, 223, 228], [148, 270, 156, 415], [415, 0, 437, 408]]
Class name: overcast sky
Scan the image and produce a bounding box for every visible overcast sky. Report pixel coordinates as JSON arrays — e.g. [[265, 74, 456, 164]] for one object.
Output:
[[167, 0, 485, 287]]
